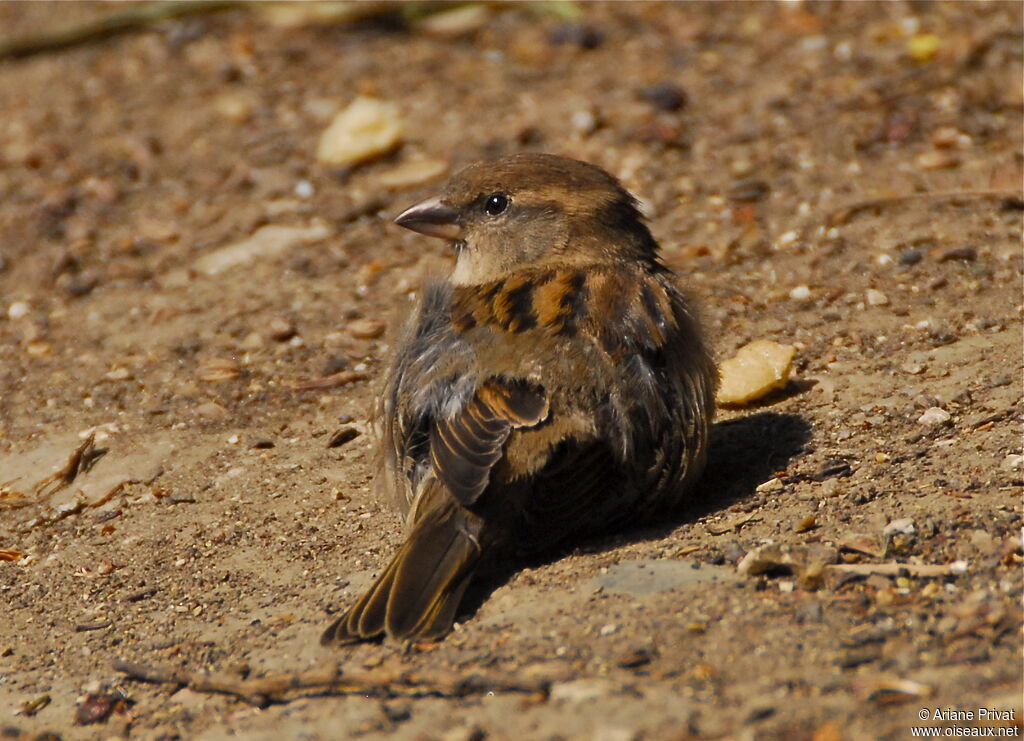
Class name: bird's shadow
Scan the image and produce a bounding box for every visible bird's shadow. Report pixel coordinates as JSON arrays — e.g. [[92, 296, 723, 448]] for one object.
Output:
[[459, 410, 813, 619]]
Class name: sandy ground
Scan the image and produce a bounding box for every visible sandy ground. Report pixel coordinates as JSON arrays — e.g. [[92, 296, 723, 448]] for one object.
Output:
[[0, 2, 1021, 740]]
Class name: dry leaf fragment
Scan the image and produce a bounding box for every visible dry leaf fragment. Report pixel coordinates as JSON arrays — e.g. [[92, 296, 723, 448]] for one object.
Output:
[[0, 549, 25, 562]]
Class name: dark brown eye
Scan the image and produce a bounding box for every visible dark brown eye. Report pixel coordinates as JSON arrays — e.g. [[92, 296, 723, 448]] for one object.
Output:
[[484, 193, 509, 216]]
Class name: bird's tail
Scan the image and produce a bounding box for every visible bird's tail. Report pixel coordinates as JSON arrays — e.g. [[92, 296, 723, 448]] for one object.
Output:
[[320, 501, 483, 645]]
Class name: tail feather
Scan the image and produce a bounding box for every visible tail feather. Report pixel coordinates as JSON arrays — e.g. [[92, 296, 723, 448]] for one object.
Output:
[[321, 503, 482, 646]]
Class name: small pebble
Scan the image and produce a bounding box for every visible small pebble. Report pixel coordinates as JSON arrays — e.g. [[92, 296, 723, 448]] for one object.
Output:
[[196, 357, 241, 383], [7, 301, 29, 319], [900, 361, 926, 375], [716, 340, 796, 405], [321, 355, 349, 375], [727, 178, 771, 203], [865, 289, 889, 306], [416, 4, 490, 37], [616, 646, 655, 669], [267, 317, 297, 342], [549, 24, 604, 50], [897, 247, 923, 266], [775, 230, 800, 248], [592, 727, 639, 741], [930, 126, 961, 149], [938, 245, 977, 262], [294, 180, 314, 199], [907, 33, 941, 63], [571, 109, 598, 134], [883, 518, 915, 537], [240, 331, 264, 350], [640, 82, 687, 112], [439, 725, 487, 741], [348, 318, 386, 340], [795, 515, 817, 533], [599, 623, 619, 636], [789, 285, 811, 301], [1000, 454, 1023, 471], [968, 530, 995, 554], [917, 407, 951, 426], [550, 678, 615, 703], [915, 150, 959, 170]]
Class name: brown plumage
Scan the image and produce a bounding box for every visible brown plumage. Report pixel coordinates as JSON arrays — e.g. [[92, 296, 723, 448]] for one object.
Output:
[[321, 153, 717, 646]]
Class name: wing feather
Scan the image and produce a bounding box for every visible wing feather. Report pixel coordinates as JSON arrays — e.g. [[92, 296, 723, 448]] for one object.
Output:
[[430, 378, 549, 506]]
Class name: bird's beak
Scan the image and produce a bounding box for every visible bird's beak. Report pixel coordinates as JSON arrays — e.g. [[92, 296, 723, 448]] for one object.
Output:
[[393, 196, 463, 241]]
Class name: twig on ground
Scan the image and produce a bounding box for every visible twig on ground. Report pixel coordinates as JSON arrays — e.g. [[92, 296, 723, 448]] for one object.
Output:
[[826, 190, 1019, 227], [32, 434, 106, 498], [825, 562, 966, 579], [0, 1, 243, 59], [113, 658, 552, 708], [291, 370, 370, 391]]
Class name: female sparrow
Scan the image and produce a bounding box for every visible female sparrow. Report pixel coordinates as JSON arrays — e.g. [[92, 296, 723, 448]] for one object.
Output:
[[321, 153, 717, 645]]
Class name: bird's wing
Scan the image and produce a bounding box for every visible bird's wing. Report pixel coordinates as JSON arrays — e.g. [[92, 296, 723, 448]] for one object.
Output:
[[429, 378, 549, 507]]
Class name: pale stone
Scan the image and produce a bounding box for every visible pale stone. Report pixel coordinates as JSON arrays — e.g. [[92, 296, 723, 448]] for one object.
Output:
[[716, 340, 796, 405], [316, 97, 404, 167]]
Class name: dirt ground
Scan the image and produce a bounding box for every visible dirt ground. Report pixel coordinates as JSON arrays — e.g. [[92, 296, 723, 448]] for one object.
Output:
[[0, 2, 1022, 740]]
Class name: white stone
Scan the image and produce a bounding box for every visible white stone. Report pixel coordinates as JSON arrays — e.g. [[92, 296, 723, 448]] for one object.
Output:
[[866, 289, 889, 306], [917, 407, 951, 426], [1000, 454, 1023, 471], [550, 679, 617, 703], [883, 518, 916, 537], [7, 301, 29, 319]]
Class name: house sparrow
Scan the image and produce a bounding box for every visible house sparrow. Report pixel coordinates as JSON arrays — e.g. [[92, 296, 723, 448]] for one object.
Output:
[[321, 153, 717, 646]]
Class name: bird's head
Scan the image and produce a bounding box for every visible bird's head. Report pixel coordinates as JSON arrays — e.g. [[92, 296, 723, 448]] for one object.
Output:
[[394, 153, 658, 285]]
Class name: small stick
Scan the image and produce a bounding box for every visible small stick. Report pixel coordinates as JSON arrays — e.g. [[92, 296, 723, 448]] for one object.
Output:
[[825, 562, 965, 579], [32, 434, 106, 498], [113, 658, 551, 708], [826, 190, 1019, 227], [0, 1, 243, 59], [0, 2, 515, 61], [291, 370, 370, 391]]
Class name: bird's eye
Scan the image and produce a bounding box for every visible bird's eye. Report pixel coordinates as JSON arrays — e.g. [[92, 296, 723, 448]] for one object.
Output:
[[484, 193, 509, 216]]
